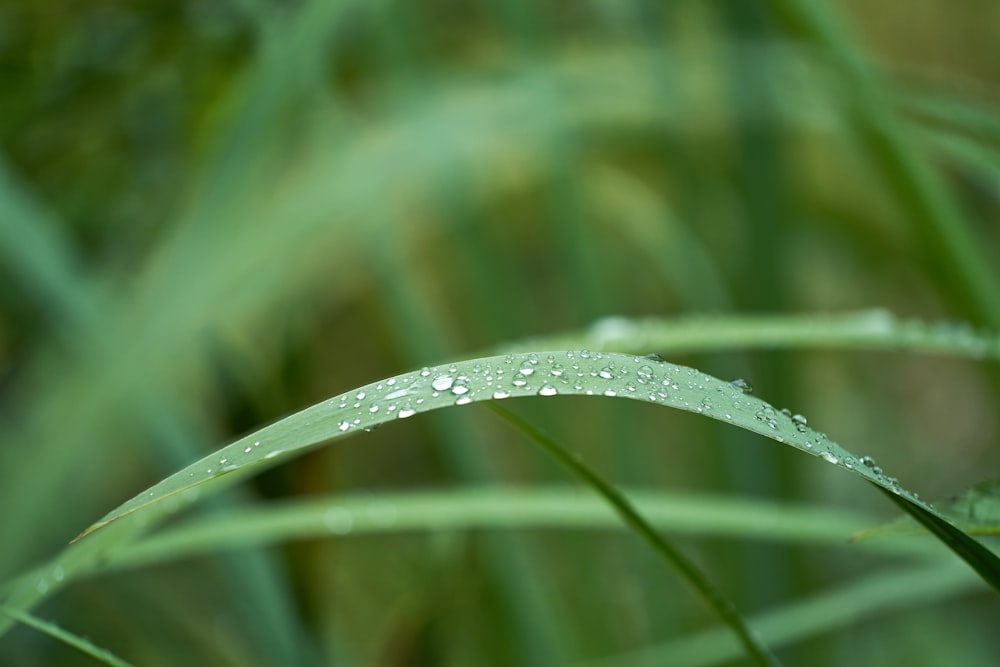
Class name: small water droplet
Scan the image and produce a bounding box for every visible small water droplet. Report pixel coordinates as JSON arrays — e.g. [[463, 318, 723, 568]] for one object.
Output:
[[254, 440, 260, 447], [599, 367, 615, 380], [369, 404, 379, 413], [244, 446, 252, 453], [338, 420, 351, 431], [550, 364, 564, 376], [637, 365, 654, 379], [518, 361, 536, 376], [819, 451, 839, 464], [643, 353, 665, 362], [52, 565, 65, 582], [729, 378, 753, 394], [603, 389, 617, 396], [538, 383, 558, 396], [356, 391, 366, 400], [397, 407, 416, 419], [493, 389, 511, 399], [419, 368, 431, 377], [512, 377, 528, 387], [451, 378, 471, 395], [580, 349, 591, 358], [455, 396, 472, 405]]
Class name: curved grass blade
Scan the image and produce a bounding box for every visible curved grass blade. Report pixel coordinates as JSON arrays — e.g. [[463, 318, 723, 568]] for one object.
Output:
[[0, 604, 134, 667], [73, 351, 929, 542], [486, 404, 780, 667], [4, 350, 994, 632]]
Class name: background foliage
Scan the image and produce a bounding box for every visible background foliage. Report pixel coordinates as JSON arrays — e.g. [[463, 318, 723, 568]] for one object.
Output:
[[1, 0, 998, 665]]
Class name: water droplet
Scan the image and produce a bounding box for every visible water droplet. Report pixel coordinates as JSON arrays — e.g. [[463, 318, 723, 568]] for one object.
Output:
[[385, 388, 410, 401], [386, 377, 396, 386], [397, 407, 416, 419], [419, 368, 431, 377], [603, 389, 617, 396], [780, 408, 792, 417], [791, 414, 808, 432], [518, 361, 536, 376], [819, 451, 839, 464], [455, 396, 472, 405], [729, 378, 753, 394], [431, 375, 454, 391], [493, 389, 511, 399], [254, 441, 261, 447], [324, 507, 353, 535], [550, 364, 565, 376], [599, 367, 615, 380], [52, 565, 65, 582], [451, 378, 471, 395], [356, 391, 366, 400], [36, 578, 49, 594], [643, 353, 665, 362], [512, 377, 528, 387], [369, 404, 380, 413], [538, 383, 558, 396], [244, 446, 252, 453], [580, 349, 592, 359], [637, 365, 654, 380]]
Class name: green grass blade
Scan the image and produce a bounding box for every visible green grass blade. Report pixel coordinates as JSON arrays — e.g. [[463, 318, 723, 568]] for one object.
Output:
[[582, 560, 979, 667], [486, 404, 781, 666], [0, 604, 135, 667], [875, 485, 1000, 593], [505, 310, 1000, 360], [3, 350, 992, 634], [101, 487, 930, 572]]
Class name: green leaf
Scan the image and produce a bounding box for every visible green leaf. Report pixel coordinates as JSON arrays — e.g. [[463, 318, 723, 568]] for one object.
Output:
[[5, 349, 988, 636]]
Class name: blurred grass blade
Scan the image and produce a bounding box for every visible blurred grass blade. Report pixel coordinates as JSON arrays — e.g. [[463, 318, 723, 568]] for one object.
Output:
[[486, 403, 780, 667], [582, 560, 979, 667], [0, 604, 134, 667], [506, 310, 1000, 360], [103, 488, 931, 572]]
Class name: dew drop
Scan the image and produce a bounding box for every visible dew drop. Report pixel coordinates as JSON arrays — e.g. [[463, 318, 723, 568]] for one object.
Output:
[[550, 364, 565, 376], [642, 353, 665, 362], [729, 378, 753, 394], [398, 407, 416, 419], [599, 367, 615, 380], [819, 451, 839, 464], [451, 378, 471, 395], [431, 375, 454, 391], [538, 383, 558, 396], [637, 365, 654, 379], [493, 389, 511, 399], [518, 361, 536, 376], [356, 391, 366, 400], [455, 396, 472, 405]]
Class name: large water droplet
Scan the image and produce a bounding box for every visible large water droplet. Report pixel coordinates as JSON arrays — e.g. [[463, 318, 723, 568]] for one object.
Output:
[[819, 451, 839, 465], [538, 383, 558, 396], [431, 375, 454, 391]]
